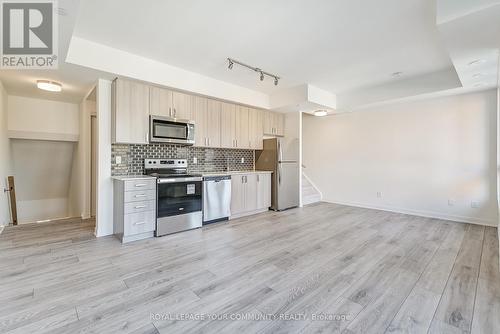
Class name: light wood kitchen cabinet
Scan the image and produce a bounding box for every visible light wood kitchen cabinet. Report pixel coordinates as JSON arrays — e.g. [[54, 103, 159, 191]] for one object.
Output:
[[256, 173, 271, 209], [192, 97, 221, 147], [249, 108, 263, 149], [112, 79, 150, 144], [113, 177, 157, 243], [149, 86, 173, 118], [263, 110, 285, 137], [172, 91, 194, 119], [220, 102, 237, 148], [230, 172, 272, 219], [150, 86, 194, 119], [236, 106, 250, 149]]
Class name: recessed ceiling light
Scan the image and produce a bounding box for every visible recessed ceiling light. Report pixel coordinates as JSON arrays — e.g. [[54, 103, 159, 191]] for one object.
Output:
[[391, 71, 403, 78], [468, 59, 485, 66], [314, 110, 328, 117], [37, 80, 62, 92]]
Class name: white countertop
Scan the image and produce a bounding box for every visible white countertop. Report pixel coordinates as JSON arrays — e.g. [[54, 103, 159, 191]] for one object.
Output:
[[202, 170, 273, 177], [112, 175, 157, 181]]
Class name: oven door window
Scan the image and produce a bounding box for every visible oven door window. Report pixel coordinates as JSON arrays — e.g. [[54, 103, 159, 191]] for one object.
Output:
[[157, 181, 202, 217], [153, 120, 187, 140]]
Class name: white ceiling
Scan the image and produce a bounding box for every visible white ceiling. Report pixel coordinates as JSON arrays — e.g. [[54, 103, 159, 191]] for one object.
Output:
[[0, 0, 498, 107], [73, 0, 453, 95]]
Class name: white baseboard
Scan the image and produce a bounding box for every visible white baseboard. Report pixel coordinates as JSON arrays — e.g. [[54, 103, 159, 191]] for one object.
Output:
[[322, 198, 498, 227]]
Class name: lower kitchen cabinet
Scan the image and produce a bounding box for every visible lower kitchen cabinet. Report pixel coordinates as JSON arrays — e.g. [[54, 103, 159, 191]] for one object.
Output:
[[113, 177, 157, 243], [230, 172, 272, 219]]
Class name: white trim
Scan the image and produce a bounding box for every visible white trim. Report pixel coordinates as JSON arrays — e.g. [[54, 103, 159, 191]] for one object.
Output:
[[322, 198, 498, 227], [302, 172, 323, 200], [8, 130, 79, 142]]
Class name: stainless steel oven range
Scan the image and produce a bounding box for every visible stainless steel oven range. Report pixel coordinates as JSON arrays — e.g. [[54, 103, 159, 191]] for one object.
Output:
[[144, 159, 202, 236]]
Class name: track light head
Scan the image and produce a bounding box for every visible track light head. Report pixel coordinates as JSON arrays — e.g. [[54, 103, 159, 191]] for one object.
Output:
[[260, 71, 264, 81], [274, 77, 279, 86], [228, 59, 234, 70]]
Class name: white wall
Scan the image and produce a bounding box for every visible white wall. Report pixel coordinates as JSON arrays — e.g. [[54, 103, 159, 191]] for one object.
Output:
[[7, 96, 80, 223], [11, 139, 75, 223], [68, 95, 95, 219], [0, 81, 12, 226], [8, 96, 79, 141], [303, 89, 498, 226], [95, 79, 113, 237]]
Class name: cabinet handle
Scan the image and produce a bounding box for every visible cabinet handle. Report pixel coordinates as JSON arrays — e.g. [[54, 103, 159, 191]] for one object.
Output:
[[135, 184, 147, 187], [133, 221, 145, 225], [135, 194, 146, 198], [208, 138, 210, 146], [257, 174, 260, 182], [134, 205, 146, 209], [235, 139, 238, 147], [169, 107, 172, 117], [173, 108, 177, 117]]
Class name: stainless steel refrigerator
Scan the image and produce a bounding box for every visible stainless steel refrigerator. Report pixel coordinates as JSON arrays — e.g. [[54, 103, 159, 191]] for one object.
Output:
[[256, 138, 299, 211]]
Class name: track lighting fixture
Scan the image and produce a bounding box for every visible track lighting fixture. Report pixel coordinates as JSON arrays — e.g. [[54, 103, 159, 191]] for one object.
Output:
[[227, 58, 280, 85]]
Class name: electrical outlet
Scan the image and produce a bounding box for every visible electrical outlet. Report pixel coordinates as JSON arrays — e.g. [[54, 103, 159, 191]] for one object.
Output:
[[471, 201, 479, 209], [241, 157, 245, 164], [115, 156, 122, 164], [448, 199, 455, 206], [376, 191, 382, 198], [193, 157, 197, 164]]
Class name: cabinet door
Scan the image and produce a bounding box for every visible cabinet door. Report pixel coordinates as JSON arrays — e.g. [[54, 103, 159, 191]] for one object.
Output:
[[192, 96, 208, 147], [249, 108, 263, 149], [263, 110, 274, 135], [113, 79, 150, 144], [275, 112, 285, 136], [206, 99, 221, 147], [220, 102, 236, 148], [245, 174, 258, 212], [257, 173, 271, 209], [230, 175, 246, 216], [236, 106, 250, 149], [150, 86, 173, 117], [172, 91, 194, 120]]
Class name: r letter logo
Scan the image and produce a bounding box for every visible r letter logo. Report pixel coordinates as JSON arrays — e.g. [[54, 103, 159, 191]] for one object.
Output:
[[1, 0, 58, 69]]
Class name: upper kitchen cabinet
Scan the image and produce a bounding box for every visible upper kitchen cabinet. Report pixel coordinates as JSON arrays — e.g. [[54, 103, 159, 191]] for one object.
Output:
[[112, 79, 150, 144], [192, 97, 221, 148], [150, 87, 194, 120], [172, 91, 195, 120], [149, 86, 173, 118], [249, 108, 263, 149], [236, 106, 250, 149], [263, 110, 285, 137], [220, 102, 237, 148]]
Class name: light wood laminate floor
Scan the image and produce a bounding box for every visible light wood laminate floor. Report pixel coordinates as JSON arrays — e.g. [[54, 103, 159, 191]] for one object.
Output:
[[0, 203, 499, 334]]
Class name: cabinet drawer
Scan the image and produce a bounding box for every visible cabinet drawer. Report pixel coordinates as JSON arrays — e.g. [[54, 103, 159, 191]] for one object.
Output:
[[124, 200, 156, 214], [124, 190, 156, 203], [124, 211, 156, 236], [124, 179, 155, 192]]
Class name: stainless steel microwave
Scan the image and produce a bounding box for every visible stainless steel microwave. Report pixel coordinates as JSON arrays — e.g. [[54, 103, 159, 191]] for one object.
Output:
[[149, 115, 195, 145]]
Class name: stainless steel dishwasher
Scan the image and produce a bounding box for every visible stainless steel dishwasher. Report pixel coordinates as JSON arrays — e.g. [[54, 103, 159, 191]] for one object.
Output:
[[203, 175, 232, 225]]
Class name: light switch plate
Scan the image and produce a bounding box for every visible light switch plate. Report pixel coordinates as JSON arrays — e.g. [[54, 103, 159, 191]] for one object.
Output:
[[241, 157, 245, 164], [193, 157, 197, 164], [116, 156, 122, 164]]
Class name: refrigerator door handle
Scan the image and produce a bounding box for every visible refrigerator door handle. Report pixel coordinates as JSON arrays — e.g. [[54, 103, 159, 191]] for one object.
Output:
[[277, 139, 283, 163], [278, 163, 282, 185]]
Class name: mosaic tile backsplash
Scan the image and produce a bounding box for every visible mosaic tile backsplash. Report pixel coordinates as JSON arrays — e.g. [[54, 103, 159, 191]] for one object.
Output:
[[111, 144, 255, 176]]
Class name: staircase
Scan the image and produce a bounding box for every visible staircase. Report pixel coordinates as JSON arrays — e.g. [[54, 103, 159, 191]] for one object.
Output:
[[302, 172, 322, 206]]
